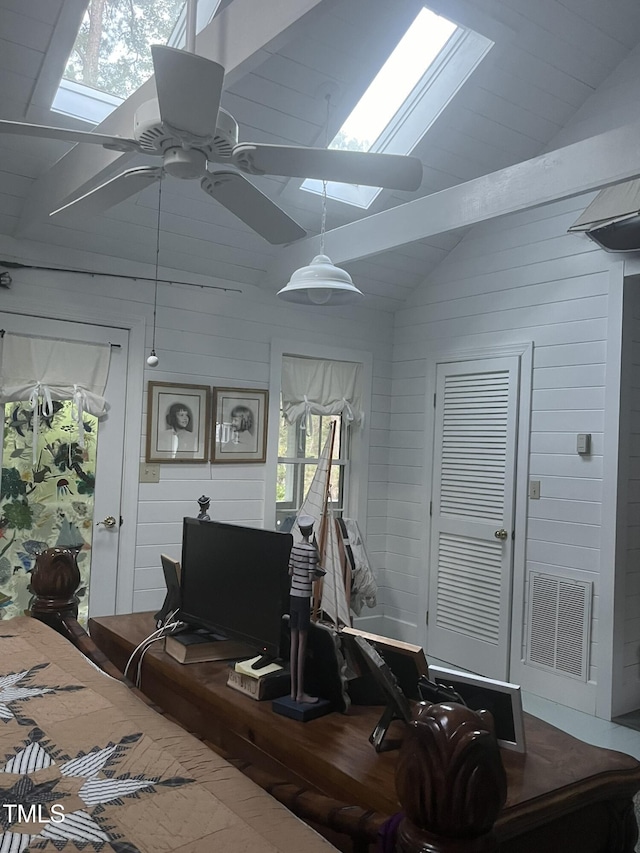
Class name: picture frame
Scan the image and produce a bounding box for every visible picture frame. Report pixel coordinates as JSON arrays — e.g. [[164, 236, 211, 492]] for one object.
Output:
[[145, 382, 211, 463], [211, 387, 268, 463], [154, 554, 182, 625], [351, 635, 413, 752], [426, 665, 526, 753], [341, 626, 428, 699]]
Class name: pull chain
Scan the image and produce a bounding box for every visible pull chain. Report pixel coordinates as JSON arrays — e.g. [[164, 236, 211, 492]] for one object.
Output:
[[146, 178, 163, 367], [152, 179, 163, 353]]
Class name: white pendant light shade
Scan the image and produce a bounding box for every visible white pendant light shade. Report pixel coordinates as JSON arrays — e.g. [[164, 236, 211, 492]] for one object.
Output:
[[277, 254, 363, 305]]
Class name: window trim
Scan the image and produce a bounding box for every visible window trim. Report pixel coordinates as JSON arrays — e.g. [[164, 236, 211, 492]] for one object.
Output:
[[265, 340, 372, 535]]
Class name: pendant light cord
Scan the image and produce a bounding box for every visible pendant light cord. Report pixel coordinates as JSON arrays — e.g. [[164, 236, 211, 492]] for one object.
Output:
[[320, 183, 327, 255], [152, 179, 163, 353], [320, 93, 331, 256]]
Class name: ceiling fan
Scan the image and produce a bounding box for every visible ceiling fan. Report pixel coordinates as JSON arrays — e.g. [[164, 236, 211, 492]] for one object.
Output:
[[0, 45, 423, 245]]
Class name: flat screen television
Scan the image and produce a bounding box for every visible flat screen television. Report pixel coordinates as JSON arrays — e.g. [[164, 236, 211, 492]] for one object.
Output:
[[179, 518, 293, 659]]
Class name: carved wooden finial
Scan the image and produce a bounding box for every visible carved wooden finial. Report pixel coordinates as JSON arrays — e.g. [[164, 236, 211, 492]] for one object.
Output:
[[29, 546, 81, 628], [395, 702, 507, 853]]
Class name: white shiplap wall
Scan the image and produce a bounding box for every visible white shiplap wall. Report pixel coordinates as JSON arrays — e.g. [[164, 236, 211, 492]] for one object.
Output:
[[380, 40, 640, 716], [0, 233, 393, 619], [385, 195, 621, 713]]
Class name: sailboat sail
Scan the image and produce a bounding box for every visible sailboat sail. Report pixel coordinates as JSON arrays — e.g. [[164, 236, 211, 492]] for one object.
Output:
[[293, 425, 350, 627], [321, 499, 351, 626]]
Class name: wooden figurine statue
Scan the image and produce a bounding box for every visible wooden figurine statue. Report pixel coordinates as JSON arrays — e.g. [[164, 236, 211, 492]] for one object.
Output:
[[288, 515, 325, 704], [197, 495, 211, 521]]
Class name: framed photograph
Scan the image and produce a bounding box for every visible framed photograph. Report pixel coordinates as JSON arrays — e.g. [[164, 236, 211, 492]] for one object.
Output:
[[146, 382, 211, 463], [341, 627, 428, 699], [211, 387, 268, 463], [426, 665, 526, 753], [351, 635, 413, 752]]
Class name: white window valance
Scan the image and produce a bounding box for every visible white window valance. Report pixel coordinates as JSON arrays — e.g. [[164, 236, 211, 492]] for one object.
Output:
[[281, 355, 363, 431], [0, 332, 111, 463]]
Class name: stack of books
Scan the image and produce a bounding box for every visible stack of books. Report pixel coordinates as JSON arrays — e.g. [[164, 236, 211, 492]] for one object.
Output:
[[226, 656, 290, 701]]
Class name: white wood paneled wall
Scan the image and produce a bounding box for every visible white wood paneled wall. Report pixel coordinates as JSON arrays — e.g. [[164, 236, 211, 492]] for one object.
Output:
[[386, 195, 618, 712], [379, 40, 640, 714], [0, 235, 392, 616]]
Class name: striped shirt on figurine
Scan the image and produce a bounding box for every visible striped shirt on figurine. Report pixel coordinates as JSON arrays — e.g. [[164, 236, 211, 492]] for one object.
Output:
[[289, 540, 319, 598]]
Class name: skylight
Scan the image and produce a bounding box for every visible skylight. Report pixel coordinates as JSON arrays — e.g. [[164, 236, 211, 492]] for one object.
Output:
[[336, 8, 456, 153], [302, 5, 493, 209], [52, 0, 223, 125]]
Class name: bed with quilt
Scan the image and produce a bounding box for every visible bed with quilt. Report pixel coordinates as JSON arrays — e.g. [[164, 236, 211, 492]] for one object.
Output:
[[0, 614, 338, 853]]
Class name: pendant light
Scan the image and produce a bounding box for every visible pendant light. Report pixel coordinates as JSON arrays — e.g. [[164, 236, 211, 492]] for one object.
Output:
[[278, 95, 363, 306], [146, 178, 163, 367]]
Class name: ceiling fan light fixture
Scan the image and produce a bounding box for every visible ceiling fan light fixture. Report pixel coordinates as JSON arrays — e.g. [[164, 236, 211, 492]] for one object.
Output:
[[277, 254, 363, 305]]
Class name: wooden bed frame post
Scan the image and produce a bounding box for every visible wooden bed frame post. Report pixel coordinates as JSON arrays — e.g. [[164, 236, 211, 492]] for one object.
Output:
[[393, 702, 507, 853], [29, 545, 128, 682], [29, 545, 81, 633]]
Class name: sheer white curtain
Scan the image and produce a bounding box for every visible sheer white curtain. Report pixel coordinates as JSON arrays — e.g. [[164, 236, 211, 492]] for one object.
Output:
[[0, 332, 111, 464], [281, 355, 363, 431]]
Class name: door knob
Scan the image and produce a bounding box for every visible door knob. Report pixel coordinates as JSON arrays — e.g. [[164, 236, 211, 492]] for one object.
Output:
[[97, 516, 117, 529], [494, 528, 508, 540]]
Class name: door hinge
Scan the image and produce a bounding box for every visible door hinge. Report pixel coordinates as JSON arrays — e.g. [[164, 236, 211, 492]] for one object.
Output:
[[512, 530, 515, 540], [433, 392, 436, 408], [425, 610, 429, 625], [429, 501, 432, 517]]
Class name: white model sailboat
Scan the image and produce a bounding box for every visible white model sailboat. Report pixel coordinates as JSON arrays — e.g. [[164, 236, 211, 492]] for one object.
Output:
[[292, 422, 351, 628]]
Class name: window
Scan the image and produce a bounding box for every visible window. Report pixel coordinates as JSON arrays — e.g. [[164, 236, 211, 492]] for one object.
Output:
[[276, 412, 349, 532], [274, 353, 363, 531], [266, 344, 371, 537], [302, 5, 493, 209], [52, 0, 225, 124]]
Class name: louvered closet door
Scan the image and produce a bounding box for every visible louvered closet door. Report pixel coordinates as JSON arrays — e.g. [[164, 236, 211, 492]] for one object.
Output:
[[427, 356, 520, 679]]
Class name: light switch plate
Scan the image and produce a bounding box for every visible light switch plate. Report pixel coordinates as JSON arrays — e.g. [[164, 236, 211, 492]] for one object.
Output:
[[529, 480, 540, 500], [577, 433, 591, 455], [140, 462, 160, 483]]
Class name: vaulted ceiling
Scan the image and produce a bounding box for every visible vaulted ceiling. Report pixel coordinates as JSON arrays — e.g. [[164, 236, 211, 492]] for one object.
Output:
[[2, 0, 640, 311]]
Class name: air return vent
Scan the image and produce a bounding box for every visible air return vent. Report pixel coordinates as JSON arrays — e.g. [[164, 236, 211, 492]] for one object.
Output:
[[526, 571, 592, 681]]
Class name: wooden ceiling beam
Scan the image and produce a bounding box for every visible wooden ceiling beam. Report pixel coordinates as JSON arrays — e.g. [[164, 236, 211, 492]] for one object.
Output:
[[269, 118, 640, 279]]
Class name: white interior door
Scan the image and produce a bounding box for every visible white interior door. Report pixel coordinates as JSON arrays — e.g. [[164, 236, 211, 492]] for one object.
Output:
[[427, 356, 520, 679], [0, 313, 128, 616]]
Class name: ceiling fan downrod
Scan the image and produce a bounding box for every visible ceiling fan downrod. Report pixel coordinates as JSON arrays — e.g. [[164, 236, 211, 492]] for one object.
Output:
[[185, 0, 197, 53]]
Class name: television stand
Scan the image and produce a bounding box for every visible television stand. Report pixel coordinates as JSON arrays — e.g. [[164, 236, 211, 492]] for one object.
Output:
[[249, 653, 279, 669], [90, 613, 640, 853]]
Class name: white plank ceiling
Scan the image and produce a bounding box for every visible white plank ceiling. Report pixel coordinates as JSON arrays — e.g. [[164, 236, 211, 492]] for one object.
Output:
[[1, 0, 640, 311]]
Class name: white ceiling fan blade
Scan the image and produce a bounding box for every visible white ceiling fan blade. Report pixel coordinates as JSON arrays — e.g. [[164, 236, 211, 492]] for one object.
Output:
[[232, 143, 423, 191], [50, 167, 163, 218], [151, 44, 224, 140], [201, 171, 306, 244], [0, 119, 143, 152]]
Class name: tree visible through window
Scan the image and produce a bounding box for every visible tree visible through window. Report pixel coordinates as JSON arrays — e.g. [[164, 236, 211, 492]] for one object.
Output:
[[64, 0, 184, 100], [276, 413, 348, 531]]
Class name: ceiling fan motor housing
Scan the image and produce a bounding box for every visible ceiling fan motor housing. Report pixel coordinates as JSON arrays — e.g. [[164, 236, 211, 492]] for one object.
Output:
[[133, 99, 239, 162]]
